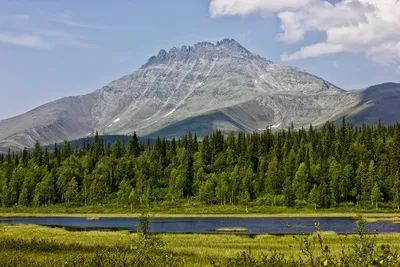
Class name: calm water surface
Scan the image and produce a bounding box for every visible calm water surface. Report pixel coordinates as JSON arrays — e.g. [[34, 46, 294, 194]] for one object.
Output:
[[2, 217, 400, 234]]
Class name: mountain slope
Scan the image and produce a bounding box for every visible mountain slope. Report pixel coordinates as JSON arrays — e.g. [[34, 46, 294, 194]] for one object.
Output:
[[0, 39, 398, 150], [340, 83, 400, 125], [91, 39, 342, 137], [0, 95, 95, 150]]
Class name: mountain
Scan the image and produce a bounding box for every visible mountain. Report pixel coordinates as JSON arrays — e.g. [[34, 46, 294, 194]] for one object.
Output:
[[0, 38, 399, 150]]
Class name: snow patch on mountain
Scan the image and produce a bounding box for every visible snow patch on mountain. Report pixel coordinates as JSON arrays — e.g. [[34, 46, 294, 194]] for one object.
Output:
[[165, 109, 177, 117]]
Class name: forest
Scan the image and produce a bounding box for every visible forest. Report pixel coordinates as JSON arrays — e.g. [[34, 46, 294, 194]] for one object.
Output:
[[1, 118, 400, 210]]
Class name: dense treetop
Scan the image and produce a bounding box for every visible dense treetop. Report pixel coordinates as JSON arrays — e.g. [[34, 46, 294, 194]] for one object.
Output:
[[1, 119, 400, 209]]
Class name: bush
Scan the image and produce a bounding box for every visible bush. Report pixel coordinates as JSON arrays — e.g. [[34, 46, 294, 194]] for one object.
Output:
[[135, 212, 163, 249], [338, 202, 355, 208], [294, 200, 307, 208]]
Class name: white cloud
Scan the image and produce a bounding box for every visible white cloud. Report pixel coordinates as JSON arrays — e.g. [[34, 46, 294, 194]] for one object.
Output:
[[277, 1, 371, 43], [281, 42, 345, 61], [0, 32, 49, 48], [0, 13, 100, 49], [51, 11, 108, 30], [35, 29, 99, 48], [210, 0, 400, 64], [210, 0, 310, 17]]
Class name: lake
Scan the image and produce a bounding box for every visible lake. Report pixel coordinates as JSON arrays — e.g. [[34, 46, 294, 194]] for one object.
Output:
[[1, 217, 400, 234]]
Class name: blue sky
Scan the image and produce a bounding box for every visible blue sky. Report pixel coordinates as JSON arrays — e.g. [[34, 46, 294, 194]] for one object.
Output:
[[1, 0, 399, 119]]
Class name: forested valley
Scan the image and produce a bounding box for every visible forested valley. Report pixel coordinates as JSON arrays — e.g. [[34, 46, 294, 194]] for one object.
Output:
[[1, 119, 400, 210]]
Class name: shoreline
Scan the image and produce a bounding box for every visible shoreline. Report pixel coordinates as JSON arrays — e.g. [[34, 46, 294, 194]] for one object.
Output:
[[0, 212, 399, 219]]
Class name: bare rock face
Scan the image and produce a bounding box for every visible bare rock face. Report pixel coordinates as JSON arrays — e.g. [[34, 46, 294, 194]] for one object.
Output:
[[90, 39, 343, 137], [0, 39, 398, 150]]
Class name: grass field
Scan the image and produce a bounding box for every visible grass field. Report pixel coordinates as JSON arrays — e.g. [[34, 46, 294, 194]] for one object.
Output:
[[1, 224, 400, 266], [0, 203, 400, 220], [1, 205, 400, 265]]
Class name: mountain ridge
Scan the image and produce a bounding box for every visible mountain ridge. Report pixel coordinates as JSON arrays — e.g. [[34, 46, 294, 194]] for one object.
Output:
[[142, 39, 253, 69]]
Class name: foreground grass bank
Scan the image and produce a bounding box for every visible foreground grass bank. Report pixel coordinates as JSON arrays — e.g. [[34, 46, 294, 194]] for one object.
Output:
[[1, 223, 400, 266]]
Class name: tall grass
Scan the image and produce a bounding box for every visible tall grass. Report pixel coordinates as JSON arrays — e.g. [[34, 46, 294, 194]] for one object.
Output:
[[1, 218, 400, 266], [211, 217, 400, 266]]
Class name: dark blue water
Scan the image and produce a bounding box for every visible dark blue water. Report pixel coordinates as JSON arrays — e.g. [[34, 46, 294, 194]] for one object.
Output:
[[1, 217, 399, 234]]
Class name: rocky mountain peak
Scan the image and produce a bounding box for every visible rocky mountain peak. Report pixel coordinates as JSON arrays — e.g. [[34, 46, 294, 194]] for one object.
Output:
[[141, 38, 252, 69], [216, 38, 247, 50]]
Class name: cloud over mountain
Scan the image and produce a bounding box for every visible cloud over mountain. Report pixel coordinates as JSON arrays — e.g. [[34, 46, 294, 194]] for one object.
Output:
[[210, 0, 400, 64]]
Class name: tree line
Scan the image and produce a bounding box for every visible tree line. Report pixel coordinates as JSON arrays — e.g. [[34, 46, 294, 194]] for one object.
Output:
[[1, 118, 400, 209]]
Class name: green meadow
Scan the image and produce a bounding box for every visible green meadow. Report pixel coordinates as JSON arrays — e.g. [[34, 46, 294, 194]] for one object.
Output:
[[1, 220, 400, 266]]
